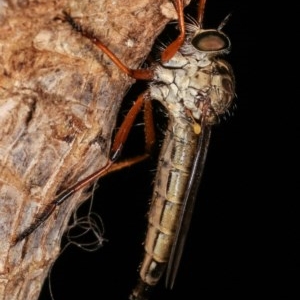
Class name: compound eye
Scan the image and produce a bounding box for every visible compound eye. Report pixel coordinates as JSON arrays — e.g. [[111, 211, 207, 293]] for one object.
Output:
[[191, 30, 230, 52]]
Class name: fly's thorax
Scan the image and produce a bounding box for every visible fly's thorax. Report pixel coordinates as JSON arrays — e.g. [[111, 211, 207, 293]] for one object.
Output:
[[150, 27, 234, 127], [150, 58, 234, 127]]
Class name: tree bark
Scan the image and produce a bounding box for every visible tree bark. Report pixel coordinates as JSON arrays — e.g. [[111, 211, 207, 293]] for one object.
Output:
[[0, 0, 180, 299]]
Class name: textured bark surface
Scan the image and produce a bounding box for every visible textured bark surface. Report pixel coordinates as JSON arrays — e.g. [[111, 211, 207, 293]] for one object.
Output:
[[0, 0, 179, 299]]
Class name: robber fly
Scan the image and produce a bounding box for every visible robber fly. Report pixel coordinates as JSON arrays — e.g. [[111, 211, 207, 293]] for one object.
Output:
[[14, 0, 235, 299]]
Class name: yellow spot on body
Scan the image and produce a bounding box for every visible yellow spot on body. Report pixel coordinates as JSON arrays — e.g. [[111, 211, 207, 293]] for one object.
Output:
[[193, 123, 201, 135]]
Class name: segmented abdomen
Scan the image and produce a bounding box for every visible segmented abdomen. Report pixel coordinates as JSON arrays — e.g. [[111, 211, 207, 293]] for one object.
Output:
[[130, 120, 198, 298]]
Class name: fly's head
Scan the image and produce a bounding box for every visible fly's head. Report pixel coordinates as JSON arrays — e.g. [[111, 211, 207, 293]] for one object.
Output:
[[183, 22, 235, 128]]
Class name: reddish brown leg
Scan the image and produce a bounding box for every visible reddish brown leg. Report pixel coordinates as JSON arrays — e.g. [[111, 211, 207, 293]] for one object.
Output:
[[197, 0, 207, 26], [87, 1, 186, 65], [161, 0, 186, 62], [143, 99, 155, 153], [111, 93, 146, 158], [13, 92, 155, 244], [91, 38, 154, 80], [107, 154, 149, 174], [88, 1, 187, 67], [101, 92, 155, 172]]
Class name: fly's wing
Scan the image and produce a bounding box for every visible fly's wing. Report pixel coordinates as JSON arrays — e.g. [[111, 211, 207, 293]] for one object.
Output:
[[165, 124, 212, 289]]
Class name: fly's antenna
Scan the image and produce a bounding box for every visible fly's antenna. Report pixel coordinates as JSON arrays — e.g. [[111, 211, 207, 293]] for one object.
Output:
[[197, 0, 207, 28], [218, 12, 232, 31], [198, 0, 232, 31]]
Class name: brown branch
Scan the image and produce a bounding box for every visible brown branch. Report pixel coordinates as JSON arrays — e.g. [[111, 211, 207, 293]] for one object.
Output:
[[0, 0, 179, 299]]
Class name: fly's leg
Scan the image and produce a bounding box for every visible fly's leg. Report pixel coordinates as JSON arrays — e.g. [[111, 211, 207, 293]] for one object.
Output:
[[12, 160, 113, 245], [13, 92, 154, 245], [161, 0, 209, 61], [91, 0, 186, 64], [85, 1, 186, 69], [90, 38, 154, 80], [110, 93, 154, 158], [197, 0, 207, 25], [161, 0, 185, 62]]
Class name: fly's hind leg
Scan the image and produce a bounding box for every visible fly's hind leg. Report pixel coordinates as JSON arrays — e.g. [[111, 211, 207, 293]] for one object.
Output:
[[13, 91, 155, 245]]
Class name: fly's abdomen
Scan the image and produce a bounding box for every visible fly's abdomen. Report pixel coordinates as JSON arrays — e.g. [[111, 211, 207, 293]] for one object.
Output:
[[130, 121, 197, 299]]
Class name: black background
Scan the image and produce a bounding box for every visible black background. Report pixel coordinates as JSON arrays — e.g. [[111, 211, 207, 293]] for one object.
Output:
[[38, 1, 296, 299]]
